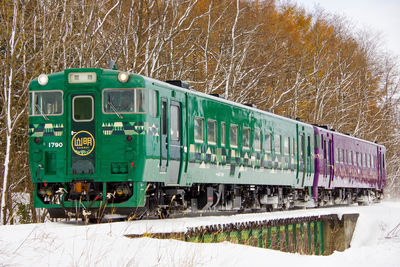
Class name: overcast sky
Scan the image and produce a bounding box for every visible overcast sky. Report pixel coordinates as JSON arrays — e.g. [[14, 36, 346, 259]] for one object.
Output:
[[293, 0, 400, 59]]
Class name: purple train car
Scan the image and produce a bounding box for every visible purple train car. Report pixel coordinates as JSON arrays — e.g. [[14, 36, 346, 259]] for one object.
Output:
[[313, 126, 386, 205]]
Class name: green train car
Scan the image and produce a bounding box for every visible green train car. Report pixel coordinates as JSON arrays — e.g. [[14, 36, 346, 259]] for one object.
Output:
[[29, 68, 378, 220]]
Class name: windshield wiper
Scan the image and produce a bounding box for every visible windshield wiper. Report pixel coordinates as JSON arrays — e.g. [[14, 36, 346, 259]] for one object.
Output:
[[35, 104, 49, 121], [108, 96, 123, 119]]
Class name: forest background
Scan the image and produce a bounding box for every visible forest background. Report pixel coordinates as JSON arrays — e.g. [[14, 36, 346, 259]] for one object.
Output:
[[1, 0, 399, 225]]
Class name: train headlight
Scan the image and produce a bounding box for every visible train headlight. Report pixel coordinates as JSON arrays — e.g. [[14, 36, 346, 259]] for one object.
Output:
[[38, 74, 49, 86], [118, 72, 129, 83]]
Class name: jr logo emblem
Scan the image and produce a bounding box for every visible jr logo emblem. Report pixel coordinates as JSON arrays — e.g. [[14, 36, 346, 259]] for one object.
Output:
[[71, 130, 95, 156]]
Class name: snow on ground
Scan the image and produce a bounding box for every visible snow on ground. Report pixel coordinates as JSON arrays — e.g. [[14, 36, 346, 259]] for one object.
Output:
[[1, 201, 400, 267]]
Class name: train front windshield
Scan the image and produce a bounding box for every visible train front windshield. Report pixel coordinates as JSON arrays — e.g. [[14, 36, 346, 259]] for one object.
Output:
[[29, 91, 63, 116], [103, 88, 145, 114]]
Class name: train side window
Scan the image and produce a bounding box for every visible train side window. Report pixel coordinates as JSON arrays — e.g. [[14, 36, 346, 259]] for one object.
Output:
[[221, 122, 226, 147], [254, 129, 261, 151], [335, 148, 339, 163], [230, 124, 238, 148], [342, 149, 345, 163], [327, 141, 331, 164], [265, 133, 271, 153], [293, 137, 296, 155], [321, 134, 324, 148], [194, 117, 204, 143], [284, 137, 290, 155], [314, 134, 319, 149], [207, 119, 217, 145], [149, 90, 158, 117], [274, 134, 281, 154], [136, 89, 145, 112], [243, 127, 250, 150]]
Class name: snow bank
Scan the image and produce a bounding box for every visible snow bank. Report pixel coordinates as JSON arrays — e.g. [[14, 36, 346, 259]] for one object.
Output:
[[0, 201, 399, 266]]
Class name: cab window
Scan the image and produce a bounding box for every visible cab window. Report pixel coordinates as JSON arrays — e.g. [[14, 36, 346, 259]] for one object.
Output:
[[29, 91, 63, 116], [103, 88, 145, 114], [73, 96, 93, 122]]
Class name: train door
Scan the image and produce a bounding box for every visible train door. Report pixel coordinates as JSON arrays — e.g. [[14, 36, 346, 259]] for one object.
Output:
[[323, 134, 334, 187], [160, 98, 168, 173], [160, 98, 183, 185], [69, 94, 96, 176], [377, 147, 385, 189], [296, 125, 306, 187], [328, 137, 334, 188], [305, 135, 312, 186]]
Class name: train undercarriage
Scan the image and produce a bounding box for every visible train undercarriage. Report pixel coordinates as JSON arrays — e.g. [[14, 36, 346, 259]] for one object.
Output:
[[36, 181, 383, 222], [142, 183, 383, 220]]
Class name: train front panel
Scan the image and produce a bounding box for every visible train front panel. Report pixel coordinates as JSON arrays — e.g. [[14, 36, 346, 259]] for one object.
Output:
[[29, 69, 150, 218]]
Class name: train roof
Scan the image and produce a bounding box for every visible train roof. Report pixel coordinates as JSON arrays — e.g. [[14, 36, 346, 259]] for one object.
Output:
[[142, 74, 312, 128], [314, 125, 385, 149], [144, 74, 384, 149]]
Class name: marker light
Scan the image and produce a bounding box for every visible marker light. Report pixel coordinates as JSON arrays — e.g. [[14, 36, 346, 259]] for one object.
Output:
[[118, 72, 129, 83], [38, 74, 49, 86]]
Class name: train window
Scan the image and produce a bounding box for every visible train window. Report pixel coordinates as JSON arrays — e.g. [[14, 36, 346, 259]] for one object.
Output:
[[342, 149, 345, 163], [73, 96, 93, 122], [254, 129, 261, 151], [327, 141, 331, 164], [103, 88, 145, 114], [243, 127, 250, 150], [350, 151, 353, 165], [321, 134, 324, 148], [136, 89, 145, 112], [284, 137, 290, 155], [170, 105, 180, 141], [149, 90, 158, 117], [293, 138, 296, 155], [335, 148, 339, 163], [207, 120, 217, 145], [230, 124, 238, 148], [314, 134, 319, 149], [365, 153, 368, 168], [274, 135, 281, 154], [221, 122, 226, 146], [29, 91, 63, 116], [194, 117, 204, 143], [265, 133, 271, 153]]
